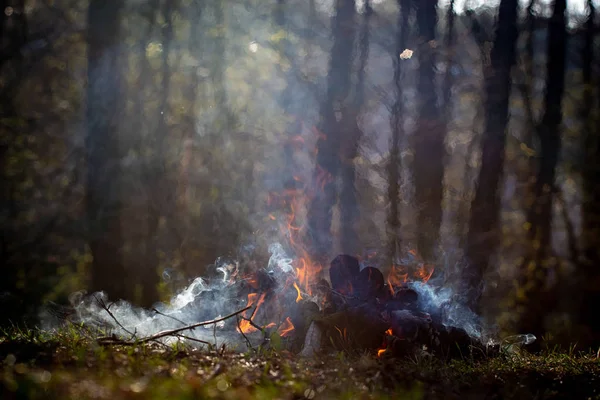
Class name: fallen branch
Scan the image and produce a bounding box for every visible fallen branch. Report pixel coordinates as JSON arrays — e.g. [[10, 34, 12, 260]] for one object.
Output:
[[237, 315, 254, 352], [134, 306, 252, 344], [94, 295, 137, 341], [152, 308, 188, 327], [174, 334, 211, 347], [96, 305, 251, 346]]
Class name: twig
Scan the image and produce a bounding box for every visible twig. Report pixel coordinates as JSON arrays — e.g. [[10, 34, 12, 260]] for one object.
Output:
[[241, 316, 264, 332], [213, 322, 218, 348], [174, 334, 211, 346], [94, 295, 137, 340], [152, 308, 188, 327], [237, 315, 254, 352], [134, 306, 251, 344]]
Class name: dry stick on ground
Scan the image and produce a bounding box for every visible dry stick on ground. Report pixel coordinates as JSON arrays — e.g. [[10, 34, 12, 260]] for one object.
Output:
[[134, 306, 252, 344], [152, 308, 188, 326], [174, 333, 211, 347], [237, 315, 255, 352], [96, 306, 252, 346], [94, 295, 138, 340]]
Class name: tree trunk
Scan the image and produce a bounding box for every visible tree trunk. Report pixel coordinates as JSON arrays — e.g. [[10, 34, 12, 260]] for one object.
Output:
[[177, 1, 203, 277], [307, 0, 356, 263], [339, 6, 370, 254], [86, 1, 127, 300], [579, 0, 600, 347], [516, 0, 567, 339], [412, 0, 444, 262], [464, 0, 518, 312], [387, 0, 411, 264]]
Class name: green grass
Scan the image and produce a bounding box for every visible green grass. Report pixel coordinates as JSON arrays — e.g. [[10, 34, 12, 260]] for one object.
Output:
[[1, 325, 600, 399]]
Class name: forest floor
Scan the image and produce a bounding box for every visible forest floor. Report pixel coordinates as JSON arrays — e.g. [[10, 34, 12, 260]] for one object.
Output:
[[1, 326, 600, 400]]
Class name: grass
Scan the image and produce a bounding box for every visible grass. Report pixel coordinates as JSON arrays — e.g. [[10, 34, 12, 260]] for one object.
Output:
[[2, 325, 600, 399]]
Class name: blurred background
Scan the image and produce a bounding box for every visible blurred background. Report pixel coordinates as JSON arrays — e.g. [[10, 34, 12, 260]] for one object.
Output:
[[1, 0, 599, 349]]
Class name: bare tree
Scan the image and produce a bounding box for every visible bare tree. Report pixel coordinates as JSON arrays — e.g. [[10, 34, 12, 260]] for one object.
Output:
[[387, 0, 411, 264], [412, 0, 444, 262], [579, 0, 600, 347], [86, 1, 127, 300], [516, 0, 567, 338], [464, 0, 519, 312], [307, 0, 356, 263], [339, 3, 371, 254]]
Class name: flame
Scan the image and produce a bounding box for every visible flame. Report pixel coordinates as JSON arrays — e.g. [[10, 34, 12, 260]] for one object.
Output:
[[237, 292, 267, 334], [385, 249, 436, 295], [277, 317, 295, 337], [376, 328, 394, 357], [334, 326, 348, 342], [387, 265, 408, 295], [415, 264, 434, 283], [293, 282, 303, 302], [265, 124, 332, 315], [245, 275, 259, 289]]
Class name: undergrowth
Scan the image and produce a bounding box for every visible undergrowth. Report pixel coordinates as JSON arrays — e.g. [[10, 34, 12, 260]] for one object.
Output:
[[1, 325, 600, 399]]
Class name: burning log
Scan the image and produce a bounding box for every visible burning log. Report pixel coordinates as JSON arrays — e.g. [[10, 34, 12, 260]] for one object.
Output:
[[355, 266, 385, 301], [329, 254, 360, 295], [299, 302, 389, 355]]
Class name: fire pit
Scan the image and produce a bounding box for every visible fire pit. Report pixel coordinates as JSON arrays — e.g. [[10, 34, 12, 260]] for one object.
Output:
[[61, 245, 525, 361]]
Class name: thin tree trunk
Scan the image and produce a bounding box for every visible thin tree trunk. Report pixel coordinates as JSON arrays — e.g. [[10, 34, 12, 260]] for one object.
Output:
[[516, 0, 567, 338], [464, 0, 519, 312], [177, 1, 203, 275], [387, 0, 411, 264], [86, 1, 126, 300], [124, 0, 160, 307], [339, 5, 371, 254], [141, 0, 174, 305], [307, 0, 356, 263], [413, 0, 444, 262]]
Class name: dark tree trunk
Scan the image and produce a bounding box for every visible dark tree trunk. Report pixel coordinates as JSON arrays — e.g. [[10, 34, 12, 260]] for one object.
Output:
[[412, 0, 444, 262], [177, 1, 203, 275], [516, 0, 567, 339], [339, 6, 371, 254], [211, 1, 237, 133], [387, 0, 411, 264], [86, 1, 127, 300], [137, 0, 175, 306], [0, 0, 28, 309], [307, 0, 356, 262], [464, 0, 519, 311], [579, 0, 600, 347], [123, 0, 160, 307], [515, 0, 537, 215]]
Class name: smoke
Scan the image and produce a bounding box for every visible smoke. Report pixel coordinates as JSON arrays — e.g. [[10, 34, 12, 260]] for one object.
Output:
[[57, 243, 300, 350]]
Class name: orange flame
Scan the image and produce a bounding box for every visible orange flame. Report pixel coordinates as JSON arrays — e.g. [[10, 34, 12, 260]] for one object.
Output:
[[377, 328, 393, 357], [387, 265, 408, 295], [277, 317, 295, 337], [293, 282, 303, 303], [237, 292, 267, 334], [265, 124, 332, 308], [415, 264, 434, 283]]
